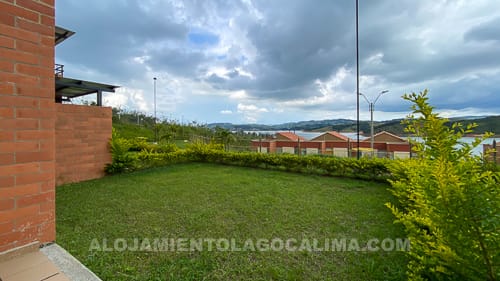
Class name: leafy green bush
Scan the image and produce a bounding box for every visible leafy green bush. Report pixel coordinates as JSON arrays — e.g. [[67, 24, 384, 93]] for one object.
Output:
[[178, 147, 391, 181], [129, 137, 178, 153], [107, 129, 390, 181], [386, 90, 499, 280], [128, 137, 150, 152], [105, 129, 138, 174], [137, 150, 190, 169], [185, 140, 224, 161], [152, 142, 178, 153], [109, 137, 391, 180]]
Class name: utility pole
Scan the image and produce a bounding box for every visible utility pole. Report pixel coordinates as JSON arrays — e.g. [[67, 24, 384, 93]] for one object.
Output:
[[153, 77, 157, 143], [359, 90, 389, 157], [356, 0, 360, 159]]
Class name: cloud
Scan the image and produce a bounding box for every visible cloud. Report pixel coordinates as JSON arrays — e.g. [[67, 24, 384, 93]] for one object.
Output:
[[237, 103, 268, 113], [464, 16, 500, 43], [56, 1, 188, 81], [102, 87, 150, 112], [220, 110, 233, 114], [56, 0, 500, 124], [237, 103, 269, 123], [146, 48, 208, 77]]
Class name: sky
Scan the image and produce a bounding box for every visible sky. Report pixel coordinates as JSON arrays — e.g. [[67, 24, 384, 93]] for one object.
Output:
[[55, 0, 500, 125]]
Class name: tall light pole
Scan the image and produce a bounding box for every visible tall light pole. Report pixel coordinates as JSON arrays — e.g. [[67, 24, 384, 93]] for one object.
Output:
[[359, 90, 389, 157], [153, 77, 157, 143], [355, 0, 360, 159]]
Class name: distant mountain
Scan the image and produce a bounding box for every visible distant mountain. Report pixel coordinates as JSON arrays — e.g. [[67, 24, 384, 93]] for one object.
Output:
[[449, 116, 488, 121], [208, 115, 500, 136], [208, 119, 355, 131], [464, 115, 500, 134], [209, 119, 388, 133]]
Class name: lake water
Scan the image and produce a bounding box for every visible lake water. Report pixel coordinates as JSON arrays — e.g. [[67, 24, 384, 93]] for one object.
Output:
[[247, 130, 499, 156], [408, 136, 500, 156]]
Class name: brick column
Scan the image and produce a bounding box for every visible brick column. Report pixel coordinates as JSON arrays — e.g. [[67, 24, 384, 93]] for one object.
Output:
[[0, 0, 56, 254]]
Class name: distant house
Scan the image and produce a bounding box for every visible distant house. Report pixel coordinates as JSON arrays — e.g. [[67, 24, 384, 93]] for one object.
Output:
[[311, 131, 351, 157], [251, 130, 411, 158], [252, 132, 304, 154], [311, 131, 350, 142], [361, 131, 410, 159], [364, 131, 406, 143], [482, 140, 499, 163], [274, 132, 305, 154], [275, 132, 305, 141]]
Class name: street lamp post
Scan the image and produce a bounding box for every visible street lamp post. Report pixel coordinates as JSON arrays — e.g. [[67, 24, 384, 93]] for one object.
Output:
[[153, 77, 157, 143], [359, 90, 389, 157], [355, 0, 360, 159]]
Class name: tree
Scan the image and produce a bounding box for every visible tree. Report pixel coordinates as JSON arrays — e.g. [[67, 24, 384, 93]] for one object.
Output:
[[214, 127, 236, 151]]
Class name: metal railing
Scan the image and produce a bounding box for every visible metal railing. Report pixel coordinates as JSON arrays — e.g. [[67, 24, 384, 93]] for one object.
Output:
[[55, 64, 64, 77]]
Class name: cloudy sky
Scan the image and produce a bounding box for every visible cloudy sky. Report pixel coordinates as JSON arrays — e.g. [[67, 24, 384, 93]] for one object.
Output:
[[55, 0, 500, 124]]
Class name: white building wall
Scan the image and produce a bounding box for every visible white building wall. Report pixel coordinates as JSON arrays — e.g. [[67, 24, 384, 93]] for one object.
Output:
[[394, 152, 410, 159], [306, 148, 319, 155], [333, 148, 348, 158]]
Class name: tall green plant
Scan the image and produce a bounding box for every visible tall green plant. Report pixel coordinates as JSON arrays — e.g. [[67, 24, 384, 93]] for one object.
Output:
[[386, 90, 499, 280], [105, 129, 138, 174]]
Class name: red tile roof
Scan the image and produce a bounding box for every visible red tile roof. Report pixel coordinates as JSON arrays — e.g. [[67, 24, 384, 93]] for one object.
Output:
[[362, 131, 408, 143], [311, 131, 350, 142], [326, 131, 350, 141], [276, 132, 306, 141]]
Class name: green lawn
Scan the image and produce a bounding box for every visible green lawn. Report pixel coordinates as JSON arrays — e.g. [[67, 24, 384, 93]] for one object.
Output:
[[56, 163, 407, 280]]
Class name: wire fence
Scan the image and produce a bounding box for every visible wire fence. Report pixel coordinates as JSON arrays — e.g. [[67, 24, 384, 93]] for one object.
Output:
[[239, 146, 411, 159]]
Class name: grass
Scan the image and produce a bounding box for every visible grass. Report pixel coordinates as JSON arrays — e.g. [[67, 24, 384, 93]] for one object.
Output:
[[56, 163, 407, 280]]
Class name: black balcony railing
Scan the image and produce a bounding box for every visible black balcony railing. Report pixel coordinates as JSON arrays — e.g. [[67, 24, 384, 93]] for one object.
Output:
[[55, 64, 64, 77]]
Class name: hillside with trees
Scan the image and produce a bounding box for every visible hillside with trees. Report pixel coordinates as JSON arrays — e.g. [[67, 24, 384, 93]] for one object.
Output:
[[111, 108, 257, 150], [210, 116, 500, 136]]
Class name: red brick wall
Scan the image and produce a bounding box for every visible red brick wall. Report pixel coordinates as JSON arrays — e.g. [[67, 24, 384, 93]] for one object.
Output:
[[0, 0, 55, 253], [251, 140, 271, 149], [55, 104, 112, 185], [299, 141, 323, 149], [276, 140, 299, 148], [269, 141, 276, 153], [325, 142, 349, 149], [387, 143, 411, 153]]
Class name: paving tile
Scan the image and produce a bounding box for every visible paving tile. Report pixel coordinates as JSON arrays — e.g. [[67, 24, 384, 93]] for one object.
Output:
[[0, 250, 70, 281], [0, 251, 47, 278], [45, 273, 71, 281]]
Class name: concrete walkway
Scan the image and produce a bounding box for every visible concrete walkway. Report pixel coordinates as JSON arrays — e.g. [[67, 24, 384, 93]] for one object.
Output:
[[40, 244, 102, 281]]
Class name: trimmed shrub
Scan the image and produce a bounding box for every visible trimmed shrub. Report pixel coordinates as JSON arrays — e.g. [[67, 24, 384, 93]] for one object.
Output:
[[107, 135, 392, 181], [129, 137, 178, 153], [137, 150, 190, 169], [179, 149, 391, 181]]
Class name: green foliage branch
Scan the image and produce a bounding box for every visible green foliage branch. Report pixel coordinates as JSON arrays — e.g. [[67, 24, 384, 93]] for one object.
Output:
[[386, 90, 499, 280]]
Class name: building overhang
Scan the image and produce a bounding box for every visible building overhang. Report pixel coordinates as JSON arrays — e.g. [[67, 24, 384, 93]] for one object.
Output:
[[55, 76, 119, 105], [55, 26, 75, 45]]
